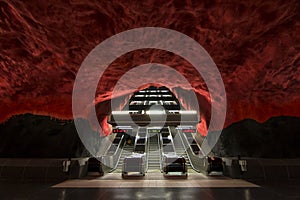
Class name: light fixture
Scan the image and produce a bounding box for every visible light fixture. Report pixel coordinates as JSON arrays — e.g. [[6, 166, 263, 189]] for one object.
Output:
[[146, 110, 165, 114], [179, 110, 197, 114], [112, 111, 129, 115]]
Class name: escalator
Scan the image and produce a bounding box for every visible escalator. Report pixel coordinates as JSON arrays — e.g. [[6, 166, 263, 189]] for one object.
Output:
[[158, 127, 188, 177], [147, 134, 161, 171], [103, 86, 223, 177], [114, 143, 134, 173], [121, 127, 148, 177], [172, 133, 192, 171], [176, 126, 224, 175], [99, 125, 220, 177], [111, 126, 198, 176]]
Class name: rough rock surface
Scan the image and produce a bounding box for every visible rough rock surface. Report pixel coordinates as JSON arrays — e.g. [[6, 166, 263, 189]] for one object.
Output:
[[0, 0, 299, 135], [0, 114, 299, 158], [212, 116, 300, 158], [0, 114, 93, 158]]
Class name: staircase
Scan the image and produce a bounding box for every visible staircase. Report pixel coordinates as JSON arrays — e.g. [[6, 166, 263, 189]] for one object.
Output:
[[114, 144, 134, 173], [147, 135, 161, 171]]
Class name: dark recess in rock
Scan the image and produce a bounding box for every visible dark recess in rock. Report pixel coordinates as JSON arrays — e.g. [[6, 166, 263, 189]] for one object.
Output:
[[212, 116, 300, 158]]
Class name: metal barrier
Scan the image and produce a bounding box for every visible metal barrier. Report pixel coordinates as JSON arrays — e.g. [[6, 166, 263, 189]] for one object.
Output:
[[122, 154, 146, 177], [121, 127, 148, 177]]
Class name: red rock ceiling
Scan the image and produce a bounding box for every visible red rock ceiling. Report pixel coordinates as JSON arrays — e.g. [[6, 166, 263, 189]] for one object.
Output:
[[0, 0, 299, 135]]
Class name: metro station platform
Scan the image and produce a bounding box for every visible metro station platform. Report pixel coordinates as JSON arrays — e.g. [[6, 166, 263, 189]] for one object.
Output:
[[0, 179, 299, 199], [53, 172, 258, 188]]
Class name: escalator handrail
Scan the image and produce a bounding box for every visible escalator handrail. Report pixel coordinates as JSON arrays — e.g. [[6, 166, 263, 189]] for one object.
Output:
[[134, 127, 148, 171], [158, 135, 163, 172], [184, 132, 205, 156], [104, 134, 125, 156], [101, 136, 125, 172], [179, 132, 201, 172], [145, 131, 150, 171], [160, 127, 177, 155], [134, 128, 148, 153], [159, 126, 179, 171], [178, 131, 207, 173], [102, 130, 140, 172]]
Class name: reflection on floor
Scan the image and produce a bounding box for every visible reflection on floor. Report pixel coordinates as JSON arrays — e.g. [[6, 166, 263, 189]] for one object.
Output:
[[1, 180, 300, 199], [53, 172, 259, 188]]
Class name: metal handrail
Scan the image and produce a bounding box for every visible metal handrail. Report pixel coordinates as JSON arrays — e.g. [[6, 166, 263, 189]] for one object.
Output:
[[159, 126, 178, 171], [134, 127, 148, 172], [157, 132, 164, 172], [145, 131, 149, 171], [101, 135, 125, 172], [166, 126, 177, 155], [146, 133, 150, 172], [178, 131, 207, 173]]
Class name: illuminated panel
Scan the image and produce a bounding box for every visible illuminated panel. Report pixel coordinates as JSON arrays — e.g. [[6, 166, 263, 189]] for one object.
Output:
[[113, 129, 128, 133], [146, 110, 165, 114], [182, 128, 196, 133], [148, 129, 161, 133], [179, 110, 197, 114], [130, 101, 143, 105], [149, 101, 158, 105], [168, 110, 180, 114], [113, 127, 133, 134], [149, 94, 160, 97], [163, 101, 177, 105], [112, 111, 129, 114], [177, 126, 197, 133]]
